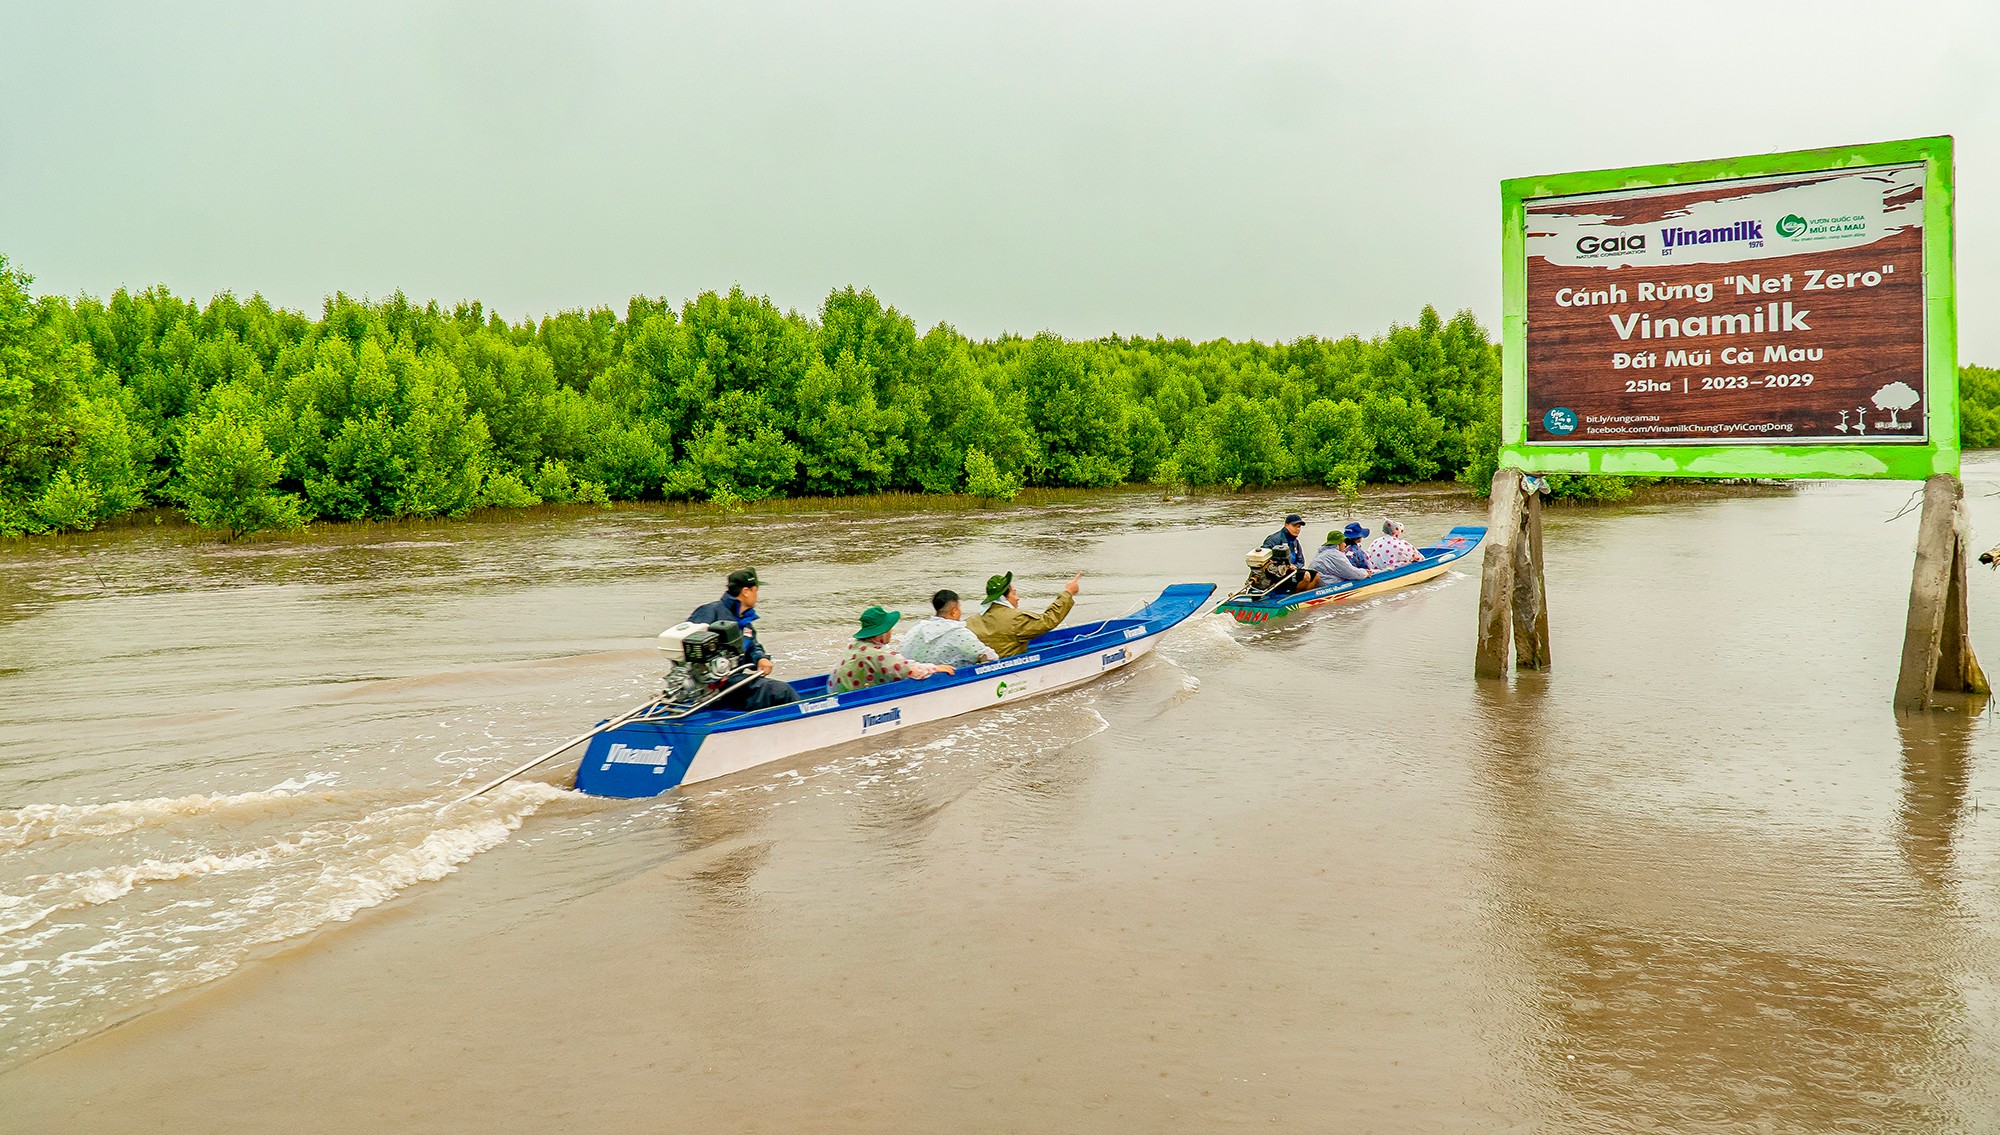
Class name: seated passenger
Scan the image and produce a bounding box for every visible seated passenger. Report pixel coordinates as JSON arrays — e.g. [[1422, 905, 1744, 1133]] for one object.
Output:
[[967, 570, 1081, 658], [829, 605, 955, 694], [900, 589, 999, 667], [1339, 522, 1372, 569], [1260, 513, 1319, 591], [1310, 529, 1371, 582], [1365, 519, 1421, 571]]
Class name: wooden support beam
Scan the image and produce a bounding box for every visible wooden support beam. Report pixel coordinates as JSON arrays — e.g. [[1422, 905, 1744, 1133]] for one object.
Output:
[[1475, 468, 1525, 679], [1935, 494, 1990, 695], [1895, 474, 1989, 709]]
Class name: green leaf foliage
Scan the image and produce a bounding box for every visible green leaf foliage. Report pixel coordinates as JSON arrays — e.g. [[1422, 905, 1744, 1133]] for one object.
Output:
[[174, 401, 304, 539], [964, 447, 1022, 502], [1963, 366, 2000, 449], [6, 253, 1997, 534], [1291, 398, 1373, 490]]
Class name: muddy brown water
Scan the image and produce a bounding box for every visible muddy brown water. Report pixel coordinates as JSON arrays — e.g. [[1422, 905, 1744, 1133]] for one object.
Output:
[[2, 471, 1999, 1132]]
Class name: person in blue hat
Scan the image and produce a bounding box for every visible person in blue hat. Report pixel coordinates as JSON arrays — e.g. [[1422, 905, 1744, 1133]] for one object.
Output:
[[1258, 513, 1319, 591], [1339, 522, 1373, 570], [829, 605, 956, 694]]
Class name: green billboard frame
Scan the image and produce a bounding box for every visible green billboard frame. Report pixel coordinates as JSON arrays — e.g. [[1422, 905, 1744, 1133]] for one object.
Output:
[[1499, 135, 1956, 480]]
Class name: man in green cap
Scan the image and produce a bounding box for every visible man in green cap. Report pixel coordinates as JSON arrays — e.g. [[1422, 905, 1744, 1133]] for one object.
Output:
[[966, 570, 1082, 658], [828, 605, 956, 694], [687, 567, 799, 710]]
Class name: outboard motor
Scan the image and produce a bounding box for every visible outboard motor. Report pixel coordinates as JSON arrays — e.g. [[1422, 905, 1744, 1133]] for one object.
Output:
[[1241, 545, 1295, 596], [657, 620, 750, 707]]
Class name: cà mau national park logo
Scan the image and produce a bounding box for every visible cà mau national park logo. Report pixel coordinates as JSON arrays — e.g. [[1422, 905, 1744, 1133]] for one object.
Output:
[[1773, 210, 1866, 242]]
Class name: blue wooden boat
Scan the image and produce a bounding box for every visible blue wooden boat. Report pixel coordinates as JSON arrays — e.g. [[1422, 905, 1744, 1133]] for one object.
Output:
[[573, 583, 1217, 798], [1214, 526, 1486, 624]]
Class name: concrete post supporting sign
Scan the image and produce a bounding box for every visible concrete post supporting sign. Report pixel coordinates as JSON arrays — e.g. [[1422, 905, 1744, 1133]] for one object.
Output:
[[1475, 468, 1551, 679], [1894, 474, 1990, 710], [1512, 486, 1550, 671]]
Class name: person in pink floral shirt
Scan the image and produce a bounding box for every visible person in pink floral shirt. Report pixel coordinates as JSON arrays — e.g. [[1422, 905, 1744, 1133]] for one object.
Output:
[[1364, 519, 1421, 571], [829, 605, 956, 694]]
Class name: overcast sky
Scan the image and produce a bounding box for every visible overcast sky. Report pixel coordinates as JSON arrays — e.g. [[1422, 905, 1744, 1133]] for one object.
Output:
[[3, 1, 1997, 358]]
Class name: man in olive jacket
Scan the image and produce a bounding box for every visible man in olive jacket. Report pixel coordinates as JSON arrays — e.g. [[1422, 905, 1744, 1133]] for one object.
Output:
[[967, 570, 1082, 658]]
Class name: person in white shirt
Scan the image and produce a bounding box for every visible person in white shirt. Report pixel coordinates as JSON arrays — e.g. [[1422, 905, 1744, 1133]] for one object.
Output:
[[899, 589, 999, 667], [1364, 519, 1421, 571]]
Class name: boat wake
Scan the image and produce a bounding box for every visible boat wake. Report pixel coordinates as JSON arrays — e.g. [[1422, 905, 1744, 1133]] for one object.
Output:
[[0, 780, 571, 1067], [0, 789, 332, 852], [1162, 612, 1250, 661]]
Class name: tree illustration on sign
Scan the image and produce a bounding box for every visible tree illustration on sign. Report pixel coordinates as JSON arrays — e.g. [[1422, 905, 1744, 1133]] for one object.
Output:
[[1871, 381, 1920, 428]]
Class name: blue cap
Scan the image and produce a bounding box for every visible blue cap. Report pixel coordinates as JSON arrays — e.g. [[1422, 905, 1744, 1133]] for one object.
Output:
[[1343, 522, 1370, 540]]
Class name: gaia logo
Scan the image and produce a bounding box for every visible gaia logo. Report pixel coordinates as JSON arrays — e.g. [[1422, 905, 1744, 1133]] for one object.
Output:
[[1543, 407, 1579, 436], [1775, 213, 1808, 239], [995, 681, 1009, 699]]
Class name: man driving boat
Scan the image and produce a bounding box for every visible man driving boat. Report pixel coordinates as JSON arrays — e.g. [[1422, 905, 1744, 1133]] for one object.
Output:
[[1260, 513, 1319, 591], [685, 567, 800, 710]]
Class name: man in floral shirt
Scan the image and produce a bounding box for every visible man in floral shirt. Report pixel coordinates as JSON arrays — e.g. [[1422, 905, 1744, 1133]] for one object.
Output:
[[829, 605, 957, 693]]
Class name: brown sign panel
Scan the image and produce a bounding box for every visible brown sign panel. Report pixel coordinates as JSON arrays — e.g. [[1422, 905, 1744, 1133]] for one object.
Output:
[[1524, 164, 1926, 445]]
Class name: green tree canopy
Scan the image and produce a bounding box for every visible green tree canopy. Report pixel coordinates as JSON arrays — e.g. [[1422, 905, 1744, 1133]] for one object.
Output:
[[7, 254, 1993, 535]]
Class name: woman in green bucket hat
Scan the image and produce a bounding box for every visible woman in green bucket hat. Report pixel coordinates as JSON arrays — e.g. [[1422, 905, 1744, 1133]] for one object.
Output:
[[829, 605, 957, 694]]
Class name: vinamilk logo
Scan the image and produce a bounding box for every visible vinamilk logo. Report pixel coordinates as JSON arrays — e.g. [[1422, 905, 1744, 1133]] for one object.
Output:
[[1775, 213, 1808, 239]]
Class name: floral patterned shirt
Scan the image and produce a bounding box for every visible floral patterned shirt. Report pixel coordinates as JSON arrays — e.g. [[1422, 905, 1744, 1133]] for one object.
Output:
[[1364, 534, 1420, 571], [829, 640, 943, 694]]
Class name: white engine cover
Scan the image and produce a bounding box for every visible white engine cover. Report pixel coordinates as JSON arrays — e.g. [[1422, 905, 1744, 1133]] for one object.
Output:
[[658, 621, 709, 660]]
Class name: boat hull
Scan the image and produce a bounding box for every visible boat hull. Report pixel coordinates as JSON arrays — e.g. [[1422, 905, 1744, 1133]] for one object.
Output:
[[1215, 525, 1486, 624], [574, 582, 1215, 798]]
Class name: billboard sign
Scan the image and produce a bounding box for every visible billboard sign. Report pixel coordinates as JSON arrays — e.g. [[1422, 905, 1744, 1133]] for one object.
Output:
[[1499, 137, 1955, 479]]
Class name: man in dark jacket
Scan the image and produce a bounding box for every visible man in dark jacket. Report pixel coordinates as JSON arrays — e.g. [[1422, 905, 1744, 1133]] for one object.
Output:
[[1259, 513, 1319, 591], [686, 568, 799, 711]]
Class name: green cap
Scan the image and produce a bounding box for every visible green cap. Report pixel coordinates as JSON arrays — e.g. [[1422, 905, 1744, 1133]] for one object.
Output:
[[983, 572, 1014, 605], [727, 567, 760, 590], [855, 604, 902, 640]]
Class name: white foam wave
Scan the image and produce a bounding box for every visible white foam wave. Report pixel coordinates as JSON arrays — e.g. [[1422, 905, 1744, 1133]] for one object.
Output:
[[0, 838, 313, 937], [0, 780, 573, 1063], [0, 789, 333, 851], [271, 785, 570, 936], [1163, 612, 1250, 658]]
